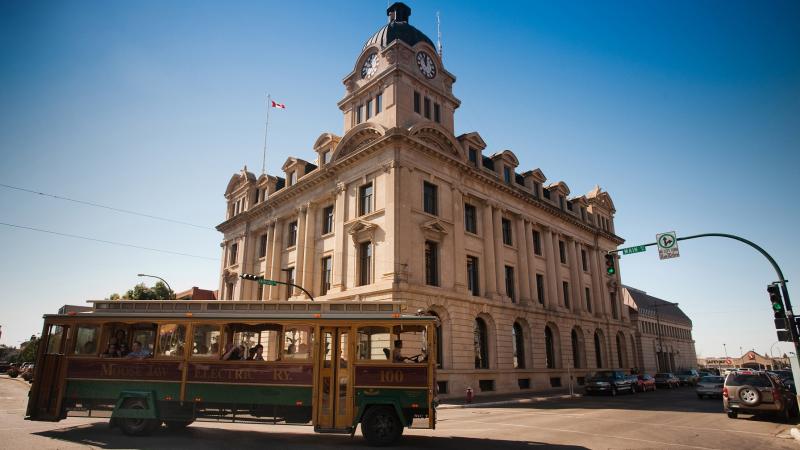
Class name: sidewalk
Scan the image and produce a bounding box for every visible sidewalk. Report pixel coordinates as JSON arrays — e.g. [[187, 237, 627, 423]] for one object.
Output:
[[438, 387, 583, 409]]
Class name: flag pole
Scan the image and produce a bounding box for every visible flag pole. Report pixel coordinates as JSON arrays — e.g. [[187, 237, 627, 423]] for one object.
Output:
[[261, 93, 271, 175]]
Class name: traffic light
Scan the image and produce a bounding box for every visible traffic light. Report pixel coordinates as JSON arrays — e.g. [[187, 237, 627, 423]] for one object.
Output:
[[240, 273, 263, 281], [604, 254, 616, 276], [769, 283, 791, 342], [769, 283, 784, 314]]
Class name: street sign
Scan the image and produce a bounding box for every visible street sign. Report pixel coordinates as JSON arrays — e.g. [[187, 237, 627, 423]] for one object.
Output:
[[258, 279, 278, 286], [656, 231, 680, 260], [621, 245, 647, 255]]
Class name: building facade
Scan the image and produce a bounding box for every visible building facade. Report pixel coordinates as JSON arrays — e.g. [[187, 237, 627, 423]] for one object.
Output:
[[624, 286, 697, 373], [216, 2, 637, 397]]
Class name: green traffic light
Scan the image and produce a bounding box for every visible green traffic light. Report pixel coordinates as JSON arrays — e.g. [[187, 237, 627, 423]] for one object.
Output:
[[607, 267, 615, 275], [773, 302, 784, 312]]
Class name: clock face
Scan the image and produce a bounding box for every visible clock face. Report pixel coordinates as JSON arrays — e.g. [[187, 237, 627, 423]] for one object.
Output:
[[361, 53, 378, 79], [416, 52, 436, 79]]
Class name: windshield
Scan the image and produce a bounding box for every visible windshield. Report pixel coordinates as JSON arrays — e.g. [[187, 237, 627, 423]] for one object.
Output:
[[591, 371, 620, 379], [700, 376, 724, 383]]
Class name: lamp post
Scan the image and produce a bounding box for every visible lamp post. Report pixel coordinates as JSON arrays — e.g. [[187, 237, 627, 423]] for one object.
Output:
[[137, 273, 174, 299]]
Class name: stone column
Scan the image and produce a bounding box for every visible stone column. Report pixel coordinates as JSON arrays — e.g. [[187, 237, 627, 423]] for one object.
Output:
[[515, 215, 531, 304], [524, 220, 540, 307], [546, 230, 561, 308], [301, 203, 317, 297], [492, 205, 506, 299], [331, 183, 347, 292], [452, 188, 467, 292], [593, 248, 610, 317], [268, 219, 284, 300], [588, 245, 603, 316], [569, 240, 583, 313], [481, 200, 497, 297], [260, 223, 275, 300], [542, 228, 558, 309], [293, 204, 308, 299]]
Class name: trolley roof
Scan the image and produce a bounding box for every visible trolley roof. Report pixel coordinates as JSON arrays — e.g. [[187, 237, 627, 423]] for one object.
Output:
[[45, 299, 437, 322]]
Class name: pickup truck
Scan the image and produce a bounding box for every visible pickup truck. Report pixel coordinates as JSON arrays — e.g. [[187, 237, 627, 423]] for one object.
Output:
[[585, 370, 635, 396]]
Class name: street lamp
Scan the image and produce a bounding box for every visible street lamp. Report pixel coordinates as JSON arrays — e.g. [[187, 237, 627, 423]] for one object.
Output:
[[137, 273, 174, 299]]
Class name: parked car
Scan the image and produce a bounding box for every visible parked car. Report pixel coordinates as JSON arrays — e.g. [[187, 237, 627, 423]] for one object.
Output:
[[724, 371, 798, 422], [676, 369, 700, 386], [768, 370, 795, 394], [696, 375, 725, 399], [585, 370, 636, 396], [0, 361, 11, 374], [636, 374, 657, 392], [654, 373, 680, 389]]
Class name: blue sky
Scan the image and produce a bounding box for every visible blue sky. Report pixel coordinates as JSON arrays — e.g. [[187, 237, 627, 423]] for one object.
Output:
[[1, 1, 798, 359]]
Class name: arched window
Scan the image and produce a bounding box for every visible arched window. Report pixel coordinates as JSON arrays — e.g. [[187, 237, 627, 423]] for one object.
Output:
[[512, 322, 525, 369], [616, 333, 624, 368], [594, 331, 603, 368], [545, 326, 556, 369], [474, 318, 488, 369], [571, 329, 582, 368]]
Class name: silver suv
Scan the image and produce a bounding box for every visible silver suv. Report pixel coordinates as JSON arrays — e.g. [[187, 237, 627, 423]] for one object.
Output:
[[723, 371, 797, 422]]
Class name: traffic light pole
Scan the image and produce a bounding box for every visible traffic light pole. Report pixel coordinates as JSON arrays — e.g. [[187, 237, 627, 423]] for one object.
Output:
[[611, 233, 799, 400], [239, 274, 315, 301]]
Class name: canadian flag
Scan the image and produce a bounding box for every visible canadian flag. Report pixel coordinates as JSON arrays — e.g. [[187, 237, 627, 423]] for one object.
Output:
[[271, 100, 286, 109]]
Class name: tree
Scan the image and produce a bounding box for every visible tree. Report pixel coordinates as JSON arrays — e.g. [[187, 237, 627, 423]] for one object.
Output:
[[17, 336, 39, 363], [108, 281, 175, 300]]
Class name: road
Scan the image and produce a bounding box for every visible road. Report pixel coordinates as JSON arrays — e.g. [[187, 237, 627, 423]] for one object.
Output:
[[1, 376, 796, 449]]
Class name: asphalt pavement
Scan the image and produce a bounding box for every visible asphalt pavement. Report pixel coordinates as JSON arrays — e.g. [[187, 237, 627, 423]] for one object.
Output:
[[1, 375, 797, 449]]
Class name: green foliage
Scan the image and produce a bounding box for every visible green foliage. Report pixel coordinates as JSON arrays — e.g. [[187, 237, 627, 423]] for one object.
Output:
[[117, 281, 175, 300], [16, 336, 39, 363], [0, 345, 18, 361]]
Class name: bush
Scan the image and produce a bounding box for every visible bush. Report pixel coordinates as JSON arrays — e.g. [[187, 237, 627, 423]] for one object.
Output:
[[7, 368, 19, 378]]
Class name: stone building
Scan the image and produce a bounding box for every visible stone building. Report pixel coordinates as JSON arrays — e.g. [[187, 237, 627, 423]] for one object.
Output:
[[216, 2, 636, 397], [623, 286, 697, 373]]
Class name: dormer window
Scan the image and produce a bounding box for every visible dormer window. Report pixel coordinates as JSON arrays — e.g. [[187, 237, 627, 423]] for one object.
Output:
[[503, 167, 512, 184], [322, 151, 330, 165], [288, 171, 297, 186], [468, 148, 478, 166]]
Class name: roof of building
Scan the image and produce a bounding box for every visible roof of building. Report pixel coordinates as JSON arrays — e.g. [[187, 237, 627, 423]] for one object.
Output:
[[624, 285, 692, 325], [363, 2, 435, 51], [175, 287, 218, 300]]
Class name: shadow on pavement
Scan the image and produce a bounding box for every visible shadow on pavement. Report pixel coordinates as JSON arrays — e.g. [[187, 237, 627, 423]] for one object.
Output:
[[467, 387, 799, 424], [34, 421, 588, 450]]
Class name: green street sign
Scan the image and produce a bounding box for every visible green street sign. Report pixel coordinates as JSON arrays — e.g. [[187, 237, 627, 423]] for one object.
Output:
[[258, 279, 278, 286], [621, 245, 647, 255]]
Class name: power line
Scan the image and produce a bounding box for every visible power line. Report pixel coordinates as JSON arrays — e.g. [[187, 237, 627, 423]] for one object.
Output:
[[0, 183, 214, 230], [0, 222, 218, 261]]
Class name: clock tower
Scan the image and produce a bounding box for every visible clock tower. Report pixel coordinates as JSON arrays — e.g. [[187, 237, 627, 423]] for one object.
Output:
[[338, 2, 460, 135]]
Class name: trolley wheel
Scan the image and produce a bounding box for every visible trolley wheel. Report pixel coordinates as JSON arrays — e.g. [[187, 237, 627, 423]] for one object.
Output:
[[118, 399, 159, 436], [361, 406, 403, 446]]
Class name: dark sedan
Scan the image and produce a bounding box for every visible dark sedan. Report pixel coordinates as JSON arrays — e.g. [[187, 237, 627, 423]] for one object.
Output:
[[654, 372, 680, 389], [585, 370, 635, 396]]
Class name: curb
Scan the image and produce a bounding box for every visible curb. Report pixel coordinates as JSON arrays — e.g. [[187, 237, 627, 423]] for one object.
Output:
[[438, 393, 582, 409]]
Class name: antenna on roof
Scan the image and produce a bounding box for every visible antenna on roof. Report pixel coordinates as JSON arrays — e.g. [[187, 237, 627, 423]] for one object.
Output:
[[436, 11, 442, 58]]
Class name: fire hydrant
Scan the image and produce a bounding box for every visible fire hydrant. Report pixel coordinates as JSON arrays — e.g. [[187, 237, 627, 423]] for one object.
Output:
[[466, 387, 474, 404]]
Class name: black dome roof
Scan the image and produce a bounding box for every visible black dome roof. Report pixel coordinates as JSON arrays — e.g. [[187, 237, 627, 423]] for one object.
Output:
[[363, 2, 436, 51]]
